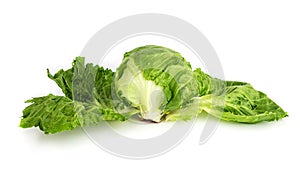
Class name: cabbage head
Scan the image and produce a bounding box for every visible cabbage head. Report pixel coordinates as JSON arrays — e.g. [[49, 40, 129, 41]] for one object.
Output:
[[114, 45, 198, 122]]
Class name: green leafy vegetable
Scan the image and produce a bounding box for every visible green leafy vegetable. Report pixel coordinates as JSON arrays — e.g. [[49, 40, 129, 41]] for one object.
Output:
[[167, 68, 287, 123], [20, 94, 126, 134], [20, 94, 78, 134], [20, 57, 134, 134], [115, 45, 198, 122], [20, 45, 288, 134]]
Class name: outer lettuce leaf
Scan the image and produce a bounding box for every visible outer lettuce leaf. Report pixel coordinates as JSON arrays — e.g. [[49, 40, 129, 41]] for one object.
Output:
[[193, 68, 226, 96], [48, 57, 137, 113], [20, 94, 79, 134], [20, 94, 126, 134], [47, 57, 100, 102], [94, 67, 115, 108], [74, 101, 126, 126], [193, 68, 287, 123], [47, 58, 79, 100], [199, 81, 288, 123], [165, 68, 226, 121], [21, 57, 135, 134]]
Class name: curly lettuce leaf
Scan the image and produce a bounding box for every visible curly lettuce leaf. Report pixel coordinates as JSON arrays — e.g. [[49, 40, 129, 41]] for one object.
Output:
[[20, 94, 127, 134], [74, 101, 126, 126], [21, 57, 137, 134], [20, 94, 79, 134], [47, 60, 76, 99], [199, 81, 288, 123], [47, 57, 100, 102], [193, 68, 287, 123], [47, 57, 137, 113]]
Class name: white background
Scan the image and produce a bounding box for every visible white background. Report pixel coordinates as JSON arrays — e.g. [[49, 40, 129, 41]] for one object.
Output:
[[1, 0, 299, 168]]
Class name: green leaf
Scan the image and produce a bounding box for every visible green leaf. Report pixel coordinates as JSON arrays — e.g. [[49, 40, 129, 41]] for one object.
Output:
[[20, 94, 127, 134], [199, 82, 288, 123], [47, 68, 73, 99], [20, 94, 79, 134], [193, 68, 226, 96], [75, 102, 126, 125], [94, 67, 116, 108], [48, 56, 136, 112], [47, 57, 92, 100], [48, 56, 100, 102], [21, 57, 137, 134]]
